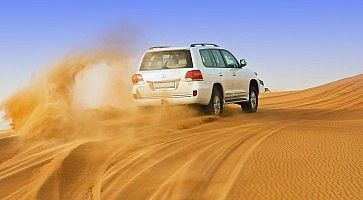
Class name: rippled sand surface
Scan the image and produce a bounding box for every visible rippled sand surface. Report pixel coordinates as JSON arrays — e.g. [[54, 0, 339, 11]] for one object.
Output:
[[0, 74, 362, 199]]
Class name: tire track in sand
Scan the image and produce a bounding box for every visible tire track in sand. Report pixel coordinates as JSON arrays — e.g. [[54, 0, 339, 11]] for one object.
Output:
[[207, 121, 299, 200]]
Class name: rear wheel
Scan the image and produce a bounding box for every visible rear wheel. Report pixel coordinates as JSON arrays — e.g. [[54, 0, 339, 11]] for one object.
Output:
[[205, 88, 223, 116], [241, 86, 258, 113]]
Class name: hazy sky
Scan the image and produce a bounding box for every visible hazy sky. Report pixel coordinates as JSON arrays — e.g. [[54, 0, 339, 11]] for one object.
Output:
[[0, 0, 362, 101]]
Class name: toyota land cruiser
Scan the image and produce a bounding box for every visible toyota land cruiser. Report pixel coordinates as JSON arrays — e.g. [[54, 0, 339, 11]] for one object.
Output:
[[131, 43, 264, 115]]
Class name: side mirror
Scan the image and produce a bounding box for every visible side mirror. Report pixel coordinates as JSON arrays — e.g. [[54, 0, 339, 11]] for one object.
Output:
[[240, 59, 247, 67]]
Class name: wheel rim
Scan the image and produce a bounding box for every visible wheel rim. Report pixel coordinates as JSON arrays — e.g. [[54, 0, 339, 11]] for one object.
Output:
[[250, 91, 257, 109], [213, 95, 221, 115]]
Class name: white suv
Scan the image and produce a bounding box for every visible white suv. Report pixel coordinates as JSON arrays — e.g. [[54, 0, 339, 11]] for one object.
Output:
[[131, 43, 265, 115]]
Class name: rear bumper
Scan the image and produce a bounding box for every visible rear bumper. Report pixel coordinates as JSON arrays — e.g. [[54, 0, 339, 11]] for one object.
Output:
[[133, 96, 199, 106], [132, 81, 212, 106]]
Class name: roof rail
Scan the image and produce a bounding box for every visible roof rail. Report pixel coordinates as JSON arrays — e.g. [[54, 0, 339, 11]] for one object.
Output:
[[148, 46, 171, 50], [190, 43, 219, 47]]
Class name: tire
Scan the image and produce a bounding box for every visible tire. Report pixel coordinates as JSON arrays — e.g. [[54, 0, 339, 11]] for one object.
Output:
[[241, 86, 258, 113], [205, 88, 223, 116]]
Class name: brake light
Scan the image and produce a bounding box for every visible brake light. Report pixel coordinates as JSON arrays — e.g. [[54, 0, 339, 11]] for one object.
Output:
[[131, 74, 144, 84], [185, 70, 203, 81]]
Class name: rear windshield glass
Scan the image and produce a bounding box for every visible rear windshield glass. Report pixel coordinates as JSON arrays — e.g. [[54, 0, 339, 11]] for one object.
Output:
[[140, 50, 193, 71]]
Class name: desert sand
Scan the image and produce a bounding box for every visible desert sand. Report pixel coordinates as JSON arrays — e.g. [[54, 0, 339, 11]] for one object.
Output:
[[0, 73, 362, 199]]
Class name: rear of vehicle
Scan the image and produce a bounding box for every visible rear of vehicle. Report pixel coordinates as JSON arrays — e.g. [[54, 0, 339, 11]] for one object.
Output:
[[131, 47, 210, 106]]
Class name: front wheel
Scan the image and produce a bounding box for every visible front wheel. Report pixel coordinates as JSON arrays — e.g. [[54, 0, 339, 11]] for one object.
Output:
[[241, 87, 258, 113], [205, 88, 223, 116]]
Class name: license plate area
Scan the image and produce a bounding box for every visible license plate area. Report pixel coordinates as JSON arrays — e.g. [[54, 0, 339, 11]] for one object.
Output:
[[153, 81, 176, 89]]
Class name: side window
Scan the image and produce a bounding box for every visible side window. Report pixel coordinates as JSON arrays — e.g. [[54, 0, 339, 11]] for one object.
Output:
[[210, 49, 226, 68], [199, 49, 215, 67], [220, 50, 239, 68]]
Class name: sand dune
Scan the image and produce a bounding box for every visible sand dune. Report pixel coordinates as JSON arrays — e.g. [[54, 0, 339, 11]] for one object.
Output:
[[0, 74, 362, 199]]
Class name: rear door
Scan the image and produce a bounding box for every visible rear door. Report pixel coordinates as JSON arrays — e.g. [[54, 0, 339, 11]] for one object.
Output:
[[220, 50, 249, 101], [209, 49, 234, 100]]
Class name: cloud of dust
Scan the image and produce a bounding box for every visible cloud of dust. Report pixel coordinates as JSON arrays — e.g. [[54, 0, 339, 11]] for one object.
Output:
[[0, 111, 11, 130], [0, 49, 137, 140], [72, 61, 129, 110]]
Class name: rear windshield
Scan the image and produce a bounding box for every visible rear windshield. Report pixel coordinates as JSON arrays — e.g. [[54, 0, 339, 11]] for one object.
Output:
[[140, 50, 193, 71]]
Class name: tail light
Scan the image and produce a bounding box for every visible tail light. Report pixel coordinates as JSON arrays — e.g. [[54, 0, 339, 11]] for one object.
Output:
[[185, 70, 203, 81], [131, 74, 144, 84]]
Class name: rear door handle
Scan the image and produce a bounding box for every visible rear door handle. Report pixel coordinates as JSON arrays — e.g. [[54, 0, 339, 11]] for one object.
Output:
[[219, 73, 223, 76]]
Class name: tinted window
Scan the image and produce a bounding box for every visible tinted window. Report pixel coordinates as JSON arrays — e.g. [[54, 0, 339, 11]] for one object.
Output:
[[221, 50, 239, 68], [140, 50, 193, 71], [200, 49, 215, 67], [210, 49, 226, 68]]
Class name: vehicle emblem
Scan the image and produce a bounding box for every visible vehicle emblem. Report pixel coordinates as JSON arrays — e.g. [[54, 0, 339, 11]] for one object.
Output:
[[161, 73, 166, 78]]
